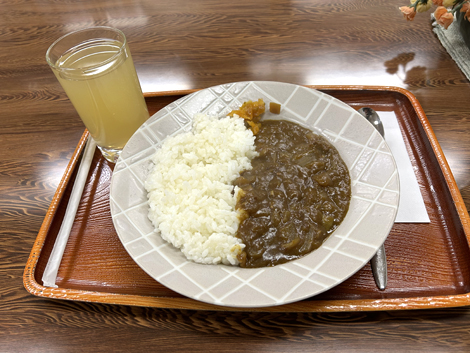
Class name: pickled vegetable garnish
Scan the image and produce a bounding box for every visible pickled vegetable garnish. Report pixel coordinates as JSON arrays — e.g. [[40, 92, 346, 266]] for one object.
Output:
[[228, 98, 265, 135]]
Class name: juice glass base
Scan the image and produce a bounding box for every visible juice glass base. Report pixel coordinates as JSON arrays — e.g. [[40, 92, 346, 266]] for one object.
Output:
[[98, 146, 122, 163]]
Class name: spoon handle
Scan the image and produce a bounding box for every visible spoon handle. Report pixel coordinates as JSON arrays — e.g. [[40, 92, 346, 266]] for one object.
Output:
[[357, 107, 388, 291], [370, 245, 387, 290]]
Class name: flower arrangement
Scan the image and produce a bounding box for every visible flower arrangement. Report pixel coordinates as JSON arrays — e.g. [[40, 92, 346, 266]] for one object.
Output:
[[400, 0, 470, 29]]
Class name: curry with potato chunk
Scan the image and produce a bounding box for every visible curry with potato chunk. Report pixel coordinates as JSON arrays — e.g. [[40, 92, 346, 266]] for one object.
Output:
[[233, 119, 351, 268]]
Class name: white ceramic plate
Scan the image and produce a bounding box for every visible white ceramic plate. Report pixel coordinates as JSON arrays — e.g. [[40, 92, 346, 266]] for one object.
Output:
[[110, 81, 399, 308]]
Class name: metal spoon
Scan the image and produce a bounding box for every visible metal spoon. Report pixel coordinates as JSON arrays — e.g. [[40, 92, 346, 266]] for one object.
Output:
[[358, 107, 385, 137], [357, 107, 387, 291]]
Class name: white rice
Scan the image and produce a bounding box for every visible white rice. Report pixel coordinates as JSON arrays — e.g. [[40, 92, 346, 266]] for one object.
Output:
[[145, 113, 258, 266]]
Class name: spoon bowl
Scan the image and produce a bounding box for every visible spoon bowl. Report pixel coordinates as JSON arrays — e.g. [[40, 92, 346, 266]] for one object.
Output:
[[358, 107, 385, 138]]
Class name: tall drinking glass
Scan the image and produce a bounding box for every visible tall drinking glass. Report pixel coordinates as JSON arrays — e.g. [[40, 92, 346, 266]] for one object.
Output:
[[46, 27, 149, 163]]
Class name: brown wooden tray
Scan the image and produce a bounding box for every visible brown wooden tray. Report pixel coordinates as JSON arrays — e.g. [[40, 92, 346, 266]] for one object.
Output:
[[23, 85, 470, 312]]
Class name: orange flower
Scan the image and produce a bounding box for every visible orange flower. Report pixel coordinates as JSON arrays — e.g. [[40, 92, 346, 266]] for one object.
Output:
[[434, 6, 448, 19], [434, 6, 454, 29], [400, 6, 417, 20], [432, 0, 443, 5], [461, 2, 470, 21]]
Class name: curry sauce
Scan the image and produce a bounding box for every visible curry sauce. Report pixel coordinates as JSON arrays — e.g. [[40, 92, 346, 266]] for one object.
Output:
[[233, 120, 351, 268]]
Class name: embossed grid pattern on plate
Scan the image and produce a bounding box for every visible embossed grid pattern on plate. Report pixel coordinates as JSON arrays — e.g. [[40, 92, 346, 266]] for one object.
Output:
[[110, 81, 399, 308]]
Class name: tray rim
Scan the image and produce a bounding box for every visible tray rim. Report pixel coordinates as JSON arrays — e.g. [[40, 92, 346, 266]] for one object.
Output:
[[23, 84, 470, 312]]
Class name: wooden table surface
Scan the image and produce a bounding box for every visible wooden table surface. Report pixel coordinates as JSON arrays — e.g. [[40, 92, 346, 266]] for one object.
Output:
[[2, 0, 470, 351]]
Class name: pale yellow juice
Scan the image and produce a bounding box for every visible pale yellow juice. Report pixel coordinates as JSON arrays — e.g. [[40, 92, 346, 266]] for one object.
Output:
[[53, 39, 149, 151]]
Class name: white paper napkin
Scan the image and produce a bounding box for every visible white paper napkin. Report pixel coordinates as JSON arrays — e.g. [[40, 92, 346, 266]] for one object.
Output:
[[378, 111, 430, 223]]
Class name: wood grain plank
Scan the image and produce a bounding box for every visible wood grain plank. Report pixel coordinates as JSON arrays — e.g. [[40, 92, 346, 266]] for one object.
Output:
[[2, 0, 470, 351]]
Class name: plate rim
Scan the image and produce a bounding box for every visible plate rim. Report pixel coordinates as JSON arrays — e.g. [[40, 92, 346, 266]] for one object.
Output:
[[110, 80, 400, 308]]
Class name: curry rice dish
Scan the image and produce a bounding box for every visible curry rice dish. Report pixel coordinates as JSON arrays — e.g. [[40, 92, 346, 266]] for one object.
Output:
[[145, 101, 351, 268]]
